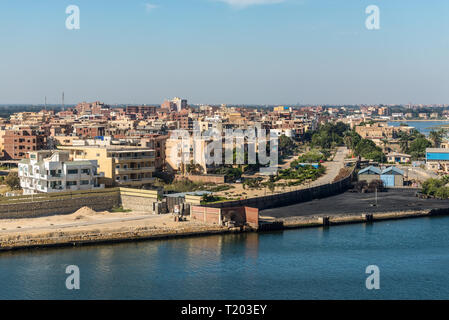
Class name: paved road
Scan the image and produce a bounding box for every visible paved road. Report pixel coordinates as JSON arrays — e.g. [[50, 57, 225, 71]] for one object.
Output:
[[301, 146, 348, 189]]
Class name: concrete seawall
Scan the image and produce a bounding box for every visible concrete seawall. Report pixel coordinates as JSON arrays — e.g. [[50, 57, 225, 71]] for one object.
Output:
[[1, 207, 448, 252]]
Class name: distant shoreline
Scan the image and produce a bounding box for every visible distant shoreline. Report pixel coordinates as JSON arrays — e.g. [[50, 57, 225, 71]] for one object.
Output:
[[389, 119, 449, 122]]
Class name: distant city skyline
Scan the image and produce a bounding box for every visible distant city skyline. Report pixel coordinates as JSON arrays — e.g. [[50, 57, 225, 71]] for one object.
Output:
[[1, 0, 448, 105]]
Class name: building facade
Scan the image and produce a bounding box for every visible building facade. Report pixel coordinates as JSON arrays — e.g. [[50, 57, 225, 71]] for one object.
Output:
[[2, 127, 47, 160], [59, 146, 156, 187], [18, 151, 104, 195], [426, 148, 449, 173]]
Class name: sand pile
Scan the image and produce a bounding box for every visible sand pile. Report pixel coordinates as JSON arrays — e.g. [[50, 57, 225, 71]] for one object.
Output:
[[74, 206, 97, 215], [70, 207, 99, 220]]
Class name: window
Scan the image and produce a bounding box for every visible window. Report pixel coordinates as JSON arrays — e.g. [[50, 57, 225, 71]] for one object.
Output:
[[81, 169, 90, 174], [80, 180, 90, 185], [67, 169, 78, 174], [115, 176, 120, 181], [66, 181, 77, 186]]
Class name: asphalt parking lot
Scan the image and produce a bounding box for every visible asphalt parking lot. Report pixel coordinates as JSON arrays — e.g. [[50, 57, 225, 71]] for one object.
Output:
[[262, 188, 449, 218]]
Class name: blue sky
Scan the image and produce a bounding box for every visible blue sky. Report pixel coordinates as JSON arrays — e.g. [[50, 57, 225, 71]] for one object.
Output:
[[0, 0, 448, 105]]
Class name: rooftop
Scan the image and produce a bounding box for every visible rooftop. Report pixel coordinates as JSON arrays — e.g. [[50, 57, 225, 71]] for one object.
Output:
[[426, 148, 449, 153]]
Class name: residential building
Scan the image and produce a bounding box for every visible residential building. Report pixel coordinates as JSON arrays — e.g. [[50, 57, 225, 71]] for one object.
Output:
[[387, 152, 411, 164], [18, 150, 104, 195], [162, 97, 187, 112], [58, 146, 156, 187], [2, 127, 47, 160]]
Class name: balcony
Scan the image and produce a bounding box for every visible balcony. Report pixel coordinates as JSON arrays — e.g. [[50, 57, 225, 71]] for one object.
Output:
[[115, 167, 155, 174], [113, 154, 155, 161], [118, 177, 155, 186]]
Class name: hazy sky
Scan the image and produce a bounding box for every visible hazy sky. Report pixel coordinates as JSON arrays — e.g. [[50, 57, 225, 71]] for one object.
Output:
[[0, 0, 448, 105]]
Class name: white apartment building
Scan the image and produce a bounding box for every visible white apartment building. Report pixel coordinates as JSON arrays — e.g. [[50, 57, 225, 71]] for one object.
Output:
[[18, 150, 104, 195]]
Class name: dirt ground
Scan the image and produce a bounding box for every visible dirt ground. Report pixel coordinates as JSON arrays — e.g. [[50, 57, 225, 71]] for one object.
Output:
[[0, 207, 211, 240]]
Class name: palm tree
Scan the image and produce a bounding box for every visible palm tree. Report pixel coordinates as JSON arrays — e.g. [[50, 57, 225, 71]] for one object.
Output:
[[380, 138, 390, 153], [429, 129, 445, 148], [399, 133, 412, 153]]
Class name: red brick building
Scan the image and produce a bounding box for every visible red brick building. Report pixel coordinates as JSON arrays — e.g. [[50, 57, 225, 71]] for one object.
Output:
[[74, 125, 106, 139], [126, 105, 157, 117], [2, 127, 47, 160]]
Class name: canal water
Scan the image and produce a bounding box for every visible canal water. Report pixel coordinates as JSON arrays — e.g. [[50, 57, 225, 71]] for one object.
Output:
[[1, 216, 449, 299], [388, 121, 449, 135]]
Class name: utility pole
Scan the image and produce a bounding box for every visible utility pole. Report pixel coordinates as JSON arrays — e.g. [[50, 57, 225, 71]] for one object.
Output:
[[375, 187, 378, 206], [62, 92, 65, 111]]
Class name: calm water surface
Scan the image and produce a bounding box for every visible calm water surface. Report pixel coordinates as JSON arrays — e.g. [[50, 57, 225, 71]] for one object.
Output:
[[388, 121, 449, 135], [1, 217, 449, 299]]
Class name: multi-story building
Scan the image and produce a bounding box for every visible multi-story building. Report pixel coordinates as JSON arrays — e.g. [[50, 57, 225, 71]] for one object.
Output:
[[161, 97, 187, 112], [125, 105, 157, 117], [140, 135, 168, 170], [74, 124, 106, 139], [58, 146, 156, 187], [426, 148, 449, 173], [2, 127, 47, 160], [165, 135, 208, 173], [18, 150, 104, 195]]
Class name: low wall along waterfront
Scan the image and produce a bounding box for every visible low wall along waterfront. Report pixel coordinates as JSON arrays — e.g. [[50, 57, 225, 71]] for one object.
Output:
[[190, 205, 259, 228]]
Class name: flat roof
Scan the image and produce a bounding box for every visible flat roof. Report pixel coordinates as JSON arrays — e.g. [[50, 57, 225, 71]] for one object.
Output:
[[59, 146, 154, 152], [426, 148, 449, 153], [66, 161, 95, 166]]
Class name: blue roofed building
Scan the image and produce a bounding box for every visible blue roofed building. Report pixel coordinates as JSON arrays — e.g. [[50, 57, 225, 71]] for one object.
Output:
[[358, 165, 404, 187], [380, 166, 404, 187], [357, 166, 381, 184], [426, 148, 449, 173]]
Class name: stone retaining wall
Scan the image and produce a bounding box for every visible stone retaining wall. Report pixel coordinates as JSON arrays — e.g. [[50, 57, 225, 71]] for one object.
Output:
[[0, 191, 120, 219]]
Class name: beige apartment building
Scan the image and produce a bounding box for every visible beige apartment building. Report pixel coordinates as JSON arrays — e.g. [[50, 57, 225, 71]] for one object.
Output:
[[165, 136, 208, 173], [59, 146, 156, 187]]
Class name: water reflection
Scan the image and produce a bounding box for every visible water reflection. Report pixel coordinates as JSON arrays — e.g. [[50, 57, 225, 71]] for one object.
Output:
[[1, 217, 449, 299]]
